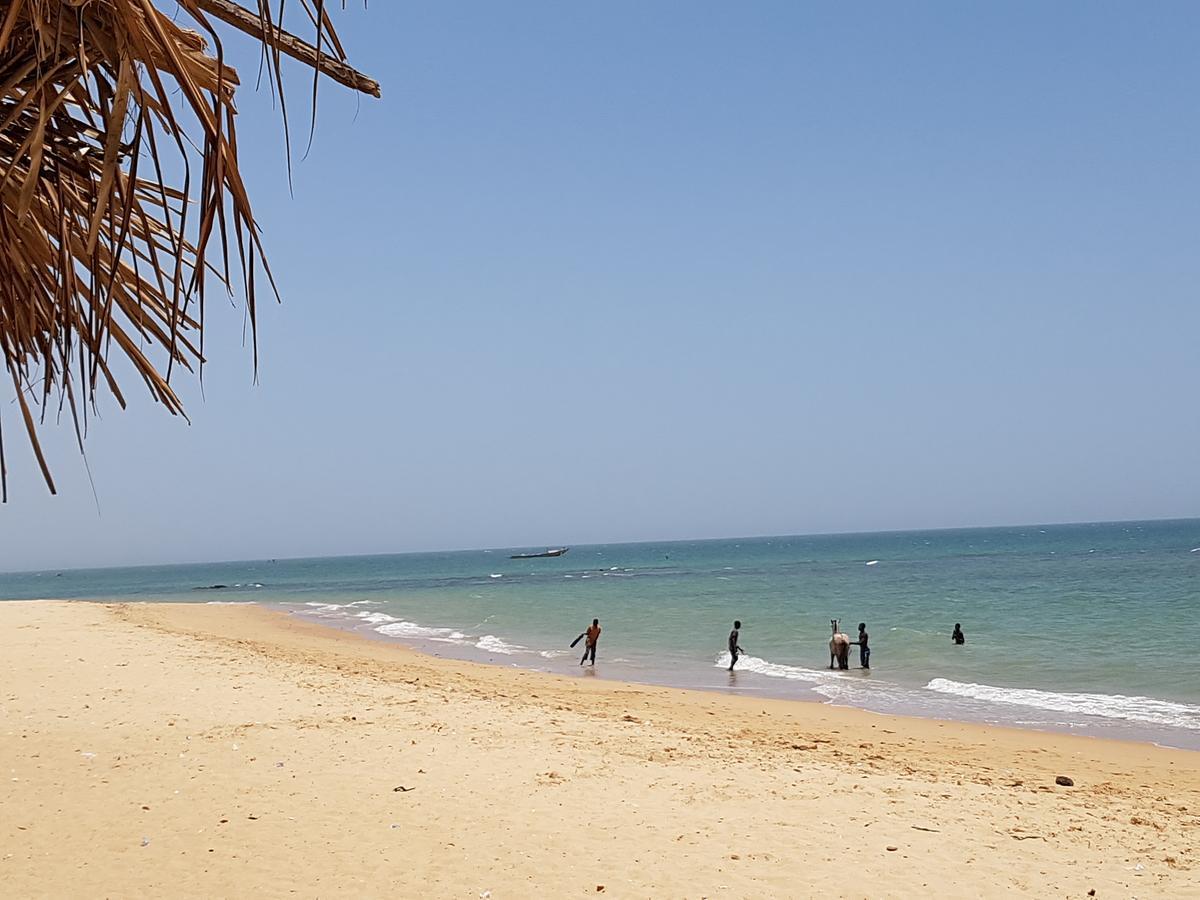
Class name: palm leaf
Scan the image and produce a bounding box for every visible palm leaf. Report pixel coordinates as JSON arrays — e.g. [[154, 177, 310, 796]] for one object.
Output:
[[0, 0, 379, 499]]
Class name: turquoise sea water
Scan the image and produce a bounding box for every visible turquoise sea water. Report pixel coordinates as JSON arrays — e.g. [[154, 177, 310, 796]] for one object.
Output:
[[3, 519, 1198, 747]]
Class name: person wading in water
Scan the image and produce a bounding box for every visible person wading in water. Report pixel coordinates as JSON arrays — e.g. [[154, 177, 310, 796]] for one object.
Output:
[[580, 618, 601, 666], [728, 620, 745, 671], [853, 622, 870, 669]]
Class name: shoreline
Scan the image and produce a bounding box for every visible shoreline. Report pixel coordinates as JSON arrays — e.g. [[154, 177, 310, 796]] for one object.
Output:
[[281, 599, 1200, 751], [13, 593, 1200, 752], [4, 518, 1197, 756], [268, 601, 1171, 752], [3, 599, 1198, 896]]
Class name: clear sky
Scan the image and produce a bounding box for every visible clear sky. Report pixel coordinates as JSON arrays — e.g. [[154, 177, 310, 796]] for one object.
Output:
[[2, 1, 1197, 570]]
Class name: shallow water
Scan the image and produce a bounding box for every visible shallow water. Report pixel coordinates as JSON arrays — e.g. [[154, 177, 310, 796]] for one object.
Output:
[[3, 519, 1198, 747]]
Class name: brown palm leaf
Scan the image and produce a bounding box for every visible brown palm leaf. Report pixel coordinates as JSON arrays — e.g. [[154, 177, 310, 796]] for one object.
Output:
[[0, 0, 379, 500]]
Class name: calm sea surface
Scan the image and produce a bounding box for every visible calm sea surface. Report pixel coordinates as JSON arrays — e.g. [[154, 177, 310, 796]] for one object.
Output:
[[3, 520, 1198, 747]]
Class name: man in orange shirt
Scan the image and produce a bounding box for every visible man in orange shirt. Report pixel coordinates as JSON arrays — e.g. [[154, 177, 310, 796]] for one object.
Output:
[[580, 618, 601, 666]]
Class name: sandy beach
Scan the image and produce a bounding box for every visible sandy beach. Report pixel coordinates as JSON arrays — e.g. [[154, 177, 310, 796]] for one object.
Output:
[[2, 600, 1197, 898]]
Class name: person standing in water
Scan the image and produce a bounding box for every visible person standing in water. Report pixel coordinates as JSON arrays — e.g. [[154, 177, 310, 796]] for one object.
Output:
[[580, 618, 601, 666], [854, 622, 870, 669], [728, 620, 744, 671], [952, 623, 965, 645]]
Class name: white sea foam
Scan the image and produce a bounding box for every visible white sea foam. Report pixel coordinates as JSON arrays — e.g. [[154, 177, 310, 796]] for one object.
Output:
[[714, 652, 825, 682], [354, 611, 399, 625], [475, 635, 525, 655], [303, 602, 351, 613], [538, 649, 572, 659], [376, 621, 463, 640], [490, 574, 503, 579], [811, 678, 887, 704], [925, 678, 1200, 729], [865, 560, 879, 566]]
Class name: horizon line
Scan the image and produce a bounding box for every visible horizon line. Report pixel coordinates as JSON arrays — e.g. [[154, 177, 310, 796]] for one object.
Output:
[[2, 514, 1196, 577]]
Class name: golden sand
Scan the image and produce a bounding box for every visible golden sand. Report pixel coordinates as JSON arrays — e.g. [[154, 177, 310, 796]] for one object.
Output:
[[2, 600, 1197, 897]]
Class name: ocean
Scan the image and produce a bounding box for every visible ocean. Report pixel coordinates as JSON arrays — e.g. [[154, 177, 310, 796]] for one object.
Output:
[[3, 519, 1198, 748]]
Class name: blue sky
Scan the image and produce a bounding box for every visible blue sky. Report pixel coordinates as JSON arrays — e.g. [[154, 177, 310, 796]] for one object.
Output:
[[2, 1, 1197, 570]]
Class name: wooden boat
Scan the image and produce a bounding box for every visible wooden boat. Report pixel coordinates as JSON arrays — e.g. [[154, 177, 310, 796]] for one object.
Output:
[[509, 547, 570, 559]]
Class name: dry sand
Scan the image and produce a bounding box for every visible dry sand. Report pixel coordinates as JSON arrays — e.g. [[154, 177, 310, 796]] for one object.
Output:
[[2, 600, 1198, 898]]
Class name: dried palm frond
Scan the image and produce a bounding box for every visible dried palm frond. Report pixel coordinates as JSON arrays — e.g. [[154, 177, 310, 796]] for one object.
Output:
[[0, 0, 379, 499]]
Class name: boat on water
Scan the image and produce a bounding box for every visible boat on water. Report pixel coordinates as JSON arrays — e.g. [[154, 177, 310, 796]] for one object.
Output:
[[509, 547, 570, 559]]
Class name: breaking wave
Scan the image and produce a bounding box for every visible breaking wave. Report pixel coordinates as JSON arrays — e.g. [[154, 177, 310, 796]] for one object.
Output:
[[354, 611, 399, 626], [714, 652, 826, 683], [376, 621, 464, 641], [475, 635, 525, 655], [924, 678, 1200, 729]]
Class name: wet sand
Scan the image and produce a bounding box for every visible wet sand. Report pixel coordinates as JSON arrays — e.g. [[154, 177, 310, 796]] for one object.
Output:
[[2, 600, 1197, 897]]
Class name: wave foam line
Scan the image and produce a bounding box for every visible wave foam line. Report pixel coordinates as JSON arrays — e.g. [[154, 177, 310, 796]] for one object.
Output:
[[376, 621, 463, 641], [354, 611, 399, 625], [925, 678, 1200, 729], [714, 652, 826, 683], [303, 602, 352, 613], [475, 635, 526, 655]]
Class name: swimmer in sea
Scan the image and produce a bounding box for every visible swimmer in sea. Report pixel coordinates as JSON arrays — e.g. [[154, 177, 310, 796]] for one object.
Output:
[[952, 623, 965, 645]]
